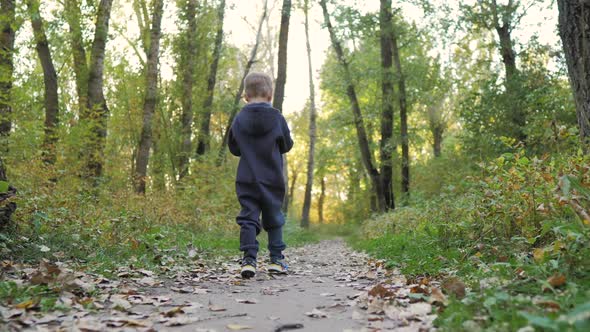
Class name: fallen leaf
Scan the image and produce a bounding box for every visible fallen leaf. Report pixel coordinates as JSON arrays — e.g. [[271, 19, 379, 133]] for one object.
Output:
[[165, 316, 200, 326], [227, 324, 252, 330], [368, 284, 395, 298], [305, 308, 328, 318], [163, 306, 184, 318], [39, 245, 51, 252], [208, 304, 226, 312], [236, 298, 258, 304], [533, 248, 545, 262], [15, 299, 37, 310], [320, 293, 335, 297], [429, 287, 448, 306], [442, 277, 466, 299], [534, 299, 561, 312], [352, 311, 364, 320], [547, 273, 566, 288]]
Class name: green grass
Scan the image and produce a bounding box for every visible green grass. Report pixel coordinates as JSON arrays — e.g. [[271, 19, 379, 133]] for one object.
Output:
[[351, 230, 590, 331]]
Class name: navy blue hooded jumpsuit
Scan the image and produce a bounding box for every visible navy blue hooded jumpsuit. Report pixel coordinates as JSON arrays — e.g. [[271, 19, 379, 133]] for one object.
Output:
[[228, 102, 294, 260]]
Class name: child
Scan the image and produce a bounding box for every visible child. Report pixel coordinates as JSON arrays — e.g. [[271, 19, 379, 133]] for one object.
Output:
[[228, 72, 294, 278]]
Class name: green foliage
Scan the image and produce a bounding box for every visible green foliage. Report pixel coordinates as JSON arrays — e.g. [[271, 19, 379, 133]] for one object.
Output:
[[355, 151, 590, 331]]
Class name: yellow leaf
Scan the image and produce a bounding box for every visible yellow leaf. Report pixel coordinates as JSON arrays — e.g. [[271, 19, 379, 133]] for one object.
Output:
[[227, 324, 252, 330], [15, 299, 36, 309], [533, 248, 545, 262]]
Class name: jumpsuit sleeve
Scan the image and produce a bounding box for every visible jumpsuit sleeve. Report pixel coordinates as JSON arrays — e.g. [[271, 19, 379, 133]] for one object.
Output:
[[278, 115, 294, 154], [228, 124, 241, 157]]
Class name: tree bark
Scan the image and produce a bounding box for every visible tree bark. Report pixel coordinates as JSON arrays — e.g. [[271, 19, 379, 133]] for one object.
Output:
[[273, 0, 291, 212], [490, 0, 526, 142], [301, 0, 317, 228], [557, 0, 590, 144], [134, 0, 164, 194], [64, 0, 89, 116], [27, 0, 59, 165], [196, 0, 226, 157], [177, 0, 199, 179], [218, 0, 268, 165], [83, 0, 113, 182], [288, 167, 298, 210], [391, 18, 410, 197], [0, 0, 15, 140], [0, 0, 16, 229], [379, 0, 395, 211], [318, 176, 326, 224], [320, 0, 384, 212]]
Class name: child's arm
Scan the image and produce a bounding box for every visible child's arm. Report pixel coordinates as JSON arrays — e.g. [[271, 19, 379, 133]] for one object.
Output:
[[228, 125, 241, 156], [278, 116, 294, 154]]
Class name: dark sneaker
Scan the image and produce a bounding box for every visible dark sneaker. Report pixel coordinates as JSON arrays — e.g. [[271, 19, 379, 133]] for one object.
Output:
[[240, 257, 256, 279], [267, 258, 288, 274]]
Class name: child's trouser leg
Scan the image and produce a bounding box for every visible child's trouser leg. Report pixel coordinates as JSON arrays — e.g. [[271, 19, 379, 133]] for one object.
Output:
[[262, 206, 286, 260], [236, 185, 261, 260]]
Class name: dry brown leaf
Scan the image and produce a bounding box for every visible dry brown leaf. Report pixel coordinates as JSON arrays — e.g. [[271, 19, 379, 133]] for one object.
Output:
[[441, 277, 466, 299], [235, 298, 258, 304], [534, 299, 561, 312], [165, 316, 200, 326], [163, 306, 185, 318], [368, 284, 395, 298], [429, 287, 448, 306], [548, 273, 566, 288]]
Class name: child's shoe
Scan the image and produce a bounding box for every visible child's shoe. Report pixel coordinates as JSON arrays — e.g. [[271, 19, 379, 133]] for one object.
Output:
[[240, 257, 256, 279], [267, 258, 288, 274]]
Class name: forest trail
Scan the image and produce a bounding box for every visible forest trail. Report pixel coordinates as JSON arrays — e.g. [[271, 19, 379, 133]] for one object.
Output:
[[3, 240, 437, 331]]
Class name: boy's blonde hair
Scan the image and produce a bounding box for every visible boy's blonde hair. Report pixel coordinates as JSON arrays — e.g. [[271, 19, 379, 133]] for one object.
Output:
[[244, 72, 273, 99]]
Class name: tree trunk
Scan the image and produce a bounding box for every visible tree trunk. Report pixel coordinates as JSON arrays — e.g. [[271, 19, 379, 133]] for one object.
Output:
[[0, 0, 16, 229], [300, 0, 317, 228], [218, 0, 268, 165], [490, 0, 526, 142], [177, 0, 198, 179], [320, 0, 384, 212], [83, 0, 113, 182], [0, 0, 15, 138], [433, 125, 443, 157], [391, 19, 410, 197], [318, 176, 326, 224], [134, 0, 164, 194], [273, 0, 291, 212], [379, 0, 395, 211], [27, 0, 59, 165], [288, 167, 298, 211], [557, 0, 590, 144], [196, 0, 225, 157], [64, 0, 89, 116]]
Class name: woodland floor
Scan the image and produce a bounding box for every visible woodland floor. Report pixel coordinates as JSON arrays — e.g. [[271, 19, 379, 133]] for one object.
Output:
[[1, 240, 438, 331]]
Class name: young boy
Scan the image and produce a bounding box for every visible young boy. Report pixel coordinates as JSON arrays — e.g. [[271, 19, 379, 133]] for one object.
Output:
[[228, 72, 294, 279]]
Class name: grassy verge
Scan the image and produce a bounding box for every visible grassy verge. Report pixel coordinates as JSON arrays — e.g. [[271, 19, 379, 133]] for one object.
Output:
[[352, 152, 590, 331]]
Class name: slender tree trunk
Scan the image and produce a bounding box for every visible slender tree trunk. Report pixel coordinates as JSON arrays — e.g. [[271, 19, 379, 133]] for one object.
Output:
[[301, 0, 317, 228], [273, 0, 291, 212], [288, 167, 297, 210], [391, 19, 409, 197], [490, 0, 525, 142], [218, 0, 268, 165], [83, 0, 113, 182], [178, 0, 198, 178], [135, 0, 164, 194], [318, 176, 326, 224], [0, 0, 15, 140], [320, 0, 384, 212], [433, 125, 443, 157], [27, 0, 59, 165], [196, 0, 226, 156], [379, 0, 395, 211], [0, 0, 16, 228], [64, 0, 89, 116], [557, 0, 590, 144]]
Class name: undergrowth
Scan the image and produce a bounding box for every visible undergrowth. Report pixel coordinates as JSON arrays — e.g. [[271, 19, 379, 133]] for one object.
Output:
[[353, 150, 590, 331]]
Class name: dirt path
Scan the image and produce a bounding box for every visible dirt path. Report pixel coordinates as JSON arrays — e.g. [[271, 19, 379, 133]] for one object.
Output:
[[3, 240, 436, 331]]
